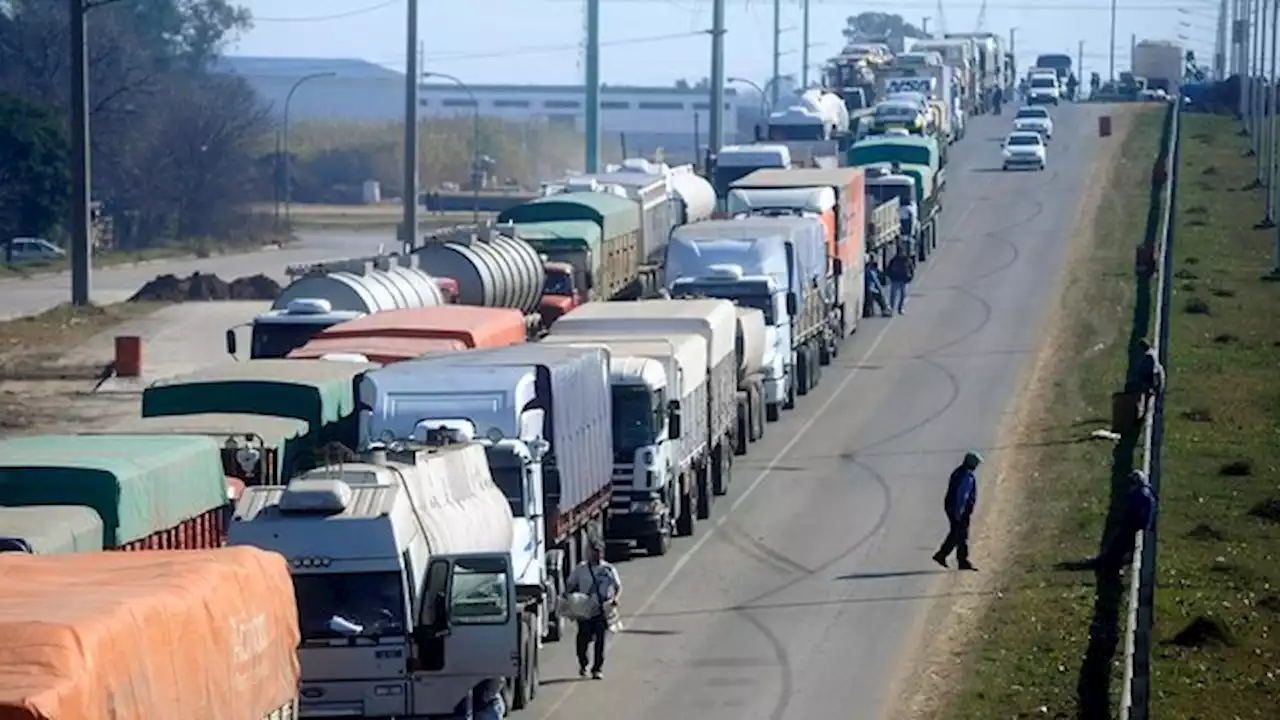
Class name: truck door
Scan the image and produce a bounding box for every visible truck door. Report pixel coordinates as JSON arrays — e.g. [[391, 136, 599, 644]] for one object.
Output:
[[416, 553, 520, 678]]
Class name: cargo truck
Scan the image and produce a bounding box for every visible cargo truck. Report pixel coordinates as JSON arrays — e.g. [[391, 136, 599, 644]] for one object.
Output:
[[143, 358, 378, 459], [0, 505, 103, 554], [850, 138, 944, 262], [537, 332, 699, 555], [666, 220, 829, 421], [230, 443, 539, 717], [912, 38, 981, 113], [727, 166, 872, 338], [0, 547, 300, 720], [0, 434, 238, 550], [227, 265, 451, 359], [552, 299, 738, 507], [86, 413, 310, 486], [734, 308, 768, 455], [709, 144, 792, 208], [876, 59, 957, 143], [359, 344, 612, 644], [499, 189, 658, 313], [286, 305, 529, 363]]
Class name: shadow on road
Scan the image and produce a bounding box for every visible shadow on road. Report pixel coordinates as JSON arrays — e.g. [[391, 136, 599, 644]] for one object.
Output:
[[834, 570, 946, 581]]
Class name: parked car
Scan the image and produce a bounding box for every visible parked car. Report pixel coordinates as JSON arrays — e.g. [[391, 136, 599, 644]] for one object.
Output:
[[3, 237, 66, 264]]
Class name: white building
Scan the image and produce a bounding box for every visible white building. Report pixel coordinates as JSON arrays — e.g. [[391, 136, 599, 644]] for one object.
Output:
[[217, 57, 749, 156]]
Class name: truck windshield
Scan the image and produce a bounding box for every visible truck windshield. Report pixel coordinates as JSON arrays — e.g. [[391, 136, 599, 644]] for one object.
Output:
[[251, 322, 331, 359], [293, 571, 406, 641], [671, 285, 776, 324], [612, 385, 661, 454], [1030, 77, 1056, 89], [768, 124, 826, 141], [868, 183, 914, 207]]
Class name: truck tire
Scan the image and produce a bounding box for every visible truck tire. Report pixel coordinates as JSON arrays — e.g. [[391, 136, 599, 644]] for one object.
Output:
[[643, 530, 670, 556], [819, 336, 832, 366], [766, 402, 782, 422], [676, 473, 696, 536], [784, 370, 797, 409], [696, 463, 712, 519], [796, 346, 812, 397], [810, 340, 823, 387], [513, 616, 536, 710], [712, 443, 730, 495], [750, 383, 765, 440], [735, 397, 749, 456], [917, 234, 929, 263]]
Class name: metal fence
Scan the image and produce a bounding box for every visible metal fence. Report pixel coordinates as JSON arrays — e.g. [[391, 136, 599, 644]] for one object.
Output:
[[1118, 98, 1180, 720]]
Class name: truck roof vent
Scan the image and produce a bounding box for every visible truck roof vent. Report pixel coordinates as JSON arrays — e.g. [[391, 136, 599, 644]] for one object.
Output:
[[279, 479, 352, 514], [705, 263, 745, 281], [286, 298, 334, 315]]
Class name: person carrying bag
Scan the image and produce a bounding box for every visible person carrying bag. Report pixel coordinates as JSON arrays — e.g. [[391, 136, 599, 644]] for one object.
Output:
[[561, 541, 622, 679]]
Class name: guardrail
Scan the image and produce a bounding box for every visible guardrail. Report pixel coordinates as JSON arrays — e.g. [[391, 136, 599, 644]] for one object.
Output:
[[1118, 98, 1180, 720]]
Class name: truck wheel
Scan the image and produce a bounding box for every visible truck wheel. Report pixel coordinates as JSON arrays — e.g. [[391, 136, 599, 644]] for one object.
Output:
[[712, 444, 730, 495], [810, 341, 823, 387], [917, 236, 929, 263], [696, 465, 712, 519], [766, 402, 782, 422], [677, 482, 696, 537], [818, 339, 831, 366], [735, 399, 749, 456], [784, 371, 797, 409], [643, 531, 670, 556], [751, 387, 765, 439], [796, 347, 811, 396], [513, 617, 535, 710]]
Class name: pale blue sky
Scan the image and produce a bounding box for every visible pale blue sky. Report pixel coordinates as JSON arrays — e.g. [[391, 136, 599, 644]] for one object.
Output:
[[229, 0, 1217, 86]]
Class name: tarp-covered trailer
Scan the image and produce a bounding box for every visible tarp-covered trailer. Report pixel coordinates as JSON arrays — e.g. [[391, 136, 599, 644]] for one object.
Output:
[[0, 435, 234, 549], [142, 358, 378, 458], [0, 547, 301, 720], [85, 413, 311, 486], [0, 505, 103, 554]]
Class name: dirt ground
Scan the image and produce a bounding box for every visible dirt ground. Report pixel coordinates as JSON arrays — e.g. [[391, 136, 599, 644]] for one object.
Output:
[[887, 105, 1144, 719]]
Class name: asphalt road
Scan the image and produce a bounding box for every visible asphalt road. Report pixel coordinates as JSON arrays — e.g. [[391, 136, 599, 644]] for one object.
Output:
[[0, 230, 394, 321], [525, 104, 1111, 720]]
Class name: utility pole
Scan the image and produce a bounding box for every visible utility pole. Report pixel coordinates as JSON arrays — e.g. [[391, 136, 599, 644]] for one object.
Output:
[[1264, 0, 1277, 226], [801, 0, 810, 87], [69, 0, 92, 305], [771, 0, 781, 107], [1239, 0, 1251, 124], [585, 0, 601, 172], [401, 0, 419, 248], [1109, 0, 1118, 80], [708, 0, 726, 155], [922, 17, 930, 37]]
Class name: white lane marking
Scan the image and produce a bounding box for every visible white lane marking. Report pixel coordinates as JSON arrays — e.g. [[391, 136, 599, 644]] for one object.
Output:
[[537, 195, 984, 719]]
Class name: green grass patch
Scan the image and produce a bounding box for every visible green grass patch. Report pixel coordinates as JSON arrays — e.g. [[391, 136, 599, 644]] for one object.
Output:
[[942, 106, 1167, 717], [1149, 113, 1280, 717]]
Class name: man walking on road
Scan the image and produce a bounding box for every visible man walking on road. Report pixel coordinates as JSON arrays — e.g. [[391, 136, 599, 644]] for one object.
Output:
[[565, 541, 622, 679], [933, 451, 983, 571], [865, 256, 889, 317], [885, 246, 915, 315]]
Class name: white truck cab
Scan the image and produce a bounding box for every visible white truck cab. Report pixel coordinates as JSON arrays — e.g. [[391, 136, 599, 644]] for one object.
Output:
[[711, 145, 792, 210]]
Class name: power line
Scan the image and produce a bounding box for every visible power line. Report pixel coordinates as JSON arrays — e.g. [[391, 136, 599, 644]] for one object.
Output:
[[546, 0, 1216, 9], [422, 30, 708, 63], [252, 0, 401, 23]]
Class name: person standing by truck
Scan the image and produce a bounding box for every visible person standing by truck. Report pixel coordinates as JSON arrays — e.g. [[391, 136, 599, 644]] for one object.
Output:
[[566, 541, 623, 679], [885, 246, 916, 315]]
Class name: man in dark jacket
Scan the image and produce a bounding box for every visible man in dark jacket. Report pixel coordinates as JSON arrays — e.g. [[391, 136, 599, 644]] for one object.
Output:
[[885, 247, 915, 315], [933, 451, 982, 571], [1135, 338, 1164, 400], [1093, 470, 1157, 572], [864, 257, 889, 316]]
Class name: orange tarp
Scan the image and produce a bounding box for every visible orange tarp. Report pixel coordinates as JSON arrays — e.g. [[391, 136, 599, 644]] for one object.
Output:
[[0, 547, 300, 720], [288, 335, 466, 363], [314, 306, 527, 348]]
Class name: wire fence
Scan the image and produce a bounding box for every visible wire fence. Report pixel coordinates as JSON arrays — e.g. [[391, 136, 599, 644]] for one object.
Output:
[[1117, 97, 1179, 720]]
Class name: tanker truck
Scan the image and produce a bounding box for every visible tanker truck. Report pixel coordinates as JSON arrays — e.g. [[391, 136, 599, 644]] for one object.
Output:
[[225, 264, 451, 360], [358, 343, 612, 647], [758, 88, 852, 166], [228, 442, 545, 717], [606, 159, 717, 226]]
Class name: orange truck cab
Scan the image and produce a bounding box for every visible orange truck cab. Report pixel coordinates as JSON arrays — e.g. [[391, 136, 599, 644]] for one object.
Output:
[[287, 306, 528, 364], [726, 167, 868, 337]]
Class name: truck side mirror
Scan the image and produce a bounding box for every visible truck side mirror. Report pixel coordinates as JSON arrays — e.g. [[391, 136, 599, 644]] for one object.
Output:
[[224, 328, 238, 359], [786, 292, 798, 316], [667, 400, 682, 440]]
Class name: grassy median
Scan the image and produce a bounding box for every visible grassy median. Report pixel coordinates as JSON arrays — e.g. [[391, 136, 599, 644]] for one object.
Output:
[[940, 106, 1167, 717], [1149, 113, 1280, 717]]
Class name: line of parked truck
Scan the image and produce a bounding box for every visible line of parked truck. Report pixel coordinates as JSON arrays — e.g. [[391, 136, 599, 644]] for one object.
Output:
[[0, 98, 955, 718]]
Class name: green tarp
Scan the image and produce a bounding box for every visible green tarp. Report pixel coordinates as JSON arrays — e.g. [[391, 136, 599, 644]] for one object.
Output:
[[498, 191, 639, 241], [0, 505, 103, 554], [92, 413, 311, 484], [512, 220, 602, 253], [847, 136, 940, 171], [0, 435, 229, 547], [142, 359, 375, 451]]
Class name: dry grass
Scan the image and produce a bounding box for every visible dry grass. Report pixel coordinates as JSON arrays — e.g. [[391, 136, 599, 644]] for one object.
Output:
[[1147, 113, 1280, 718]]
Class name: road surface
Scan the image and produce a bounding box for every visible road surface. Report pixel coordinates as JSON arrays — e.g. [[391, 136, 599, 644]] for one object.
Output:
[[0, 230, 393, 321], [525, 105, 1110, 720]]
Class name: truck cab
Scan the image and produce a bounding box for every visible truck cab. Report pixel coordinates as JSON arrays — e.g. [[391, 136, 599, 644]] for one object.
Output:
[[228, 450, 525, 719], [866, 169, 919, 253], [710, 145, 792, 210], [237, 298, 364, 360]]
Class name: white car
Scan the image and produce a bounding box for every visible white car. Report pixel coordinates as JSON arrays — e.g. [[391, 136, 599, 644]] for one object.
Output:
[[1002, 131, 1047, 171], [1013, 106, 1054, 140], [1027, 74, 1061, 105]]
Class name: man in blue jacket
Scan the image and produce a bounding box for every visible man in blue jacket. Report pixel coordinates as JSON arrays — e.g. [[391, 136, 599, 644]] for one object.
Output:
[[1093, 470, 1158, 572], [933, 451, 982, 571]]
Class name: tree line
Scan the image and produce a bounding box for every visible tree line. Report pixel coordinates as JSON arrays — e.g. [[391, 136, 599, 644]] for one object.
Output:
[[0, 0, 267, 251]]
